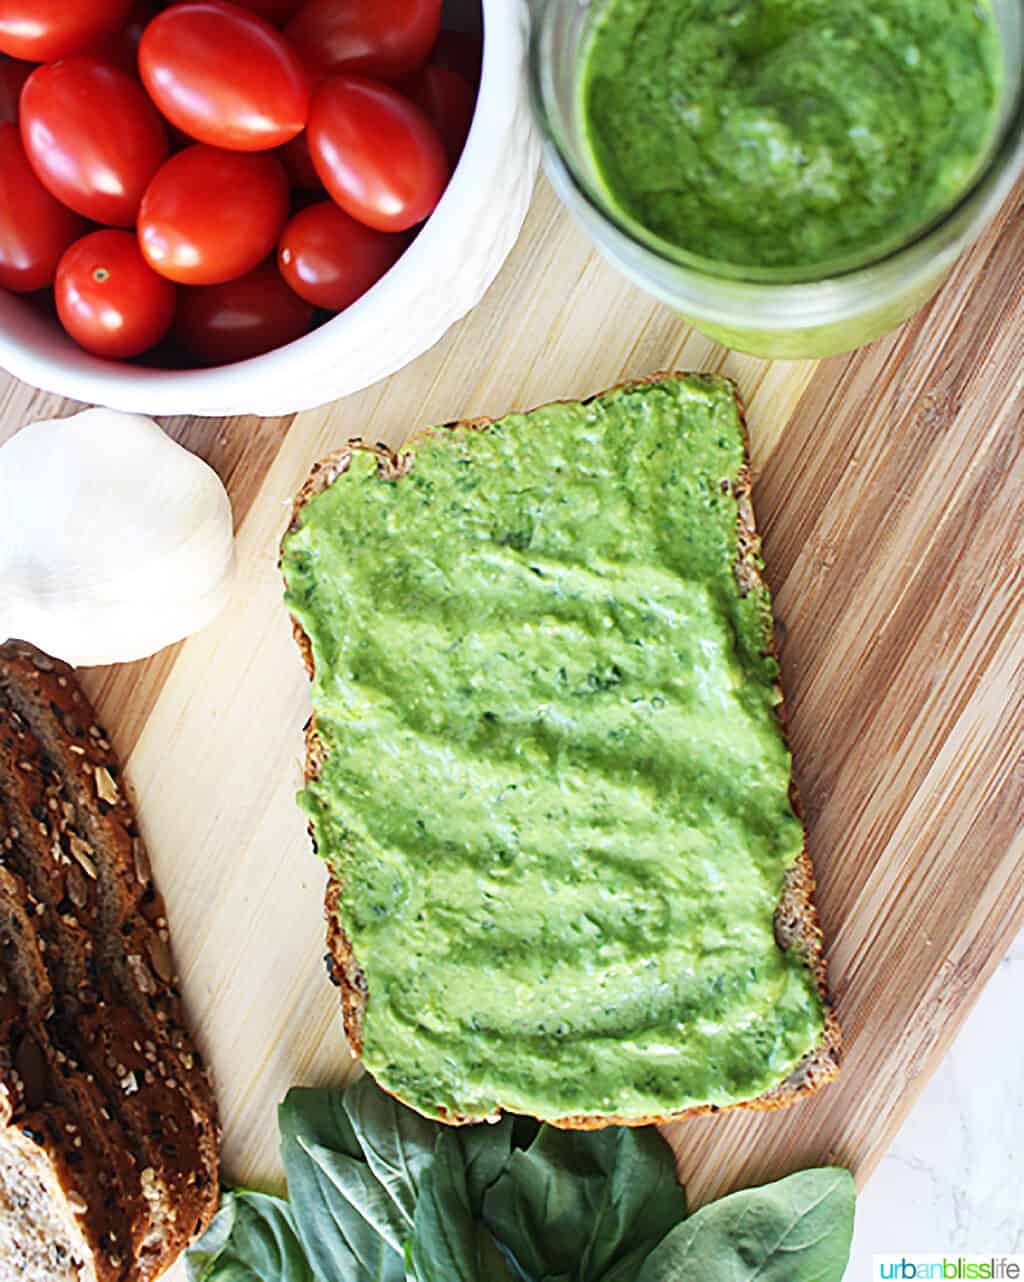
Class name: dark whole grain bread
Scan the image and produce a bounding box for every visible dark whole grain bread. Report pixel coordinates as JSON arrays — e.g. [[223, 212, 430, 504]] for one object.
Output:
[[0, 866, 141, 1282], [285, 372, 842, 1128], [0, 643, 220, 1280]]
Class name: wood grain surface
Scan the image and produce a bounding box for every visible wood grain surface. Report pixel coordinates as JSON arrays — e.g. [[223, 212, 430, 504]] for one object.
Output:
[[1, 175, 1022, 1224]]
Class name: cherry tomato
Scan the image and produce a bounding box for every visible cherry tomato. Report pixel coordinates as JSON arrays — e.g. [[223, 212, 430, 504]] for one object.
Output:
[[0, 0, 133, 61], [21, 58, 168, 227], [175, 258, 313, 364], [308, 76, 447, 232], [140, 1, 310, 151], [277, 201, 406, 311], [429, 29, 482, 84], [285, 0, 440, 83], [0, 123, 85, 293], [0, 58, 30, 123], [403, 64, 474, 167], [229, 0, 302, 22], [138, 144, 290, 284], [55, 229, 176, 358], [280, 132, 322, 189]]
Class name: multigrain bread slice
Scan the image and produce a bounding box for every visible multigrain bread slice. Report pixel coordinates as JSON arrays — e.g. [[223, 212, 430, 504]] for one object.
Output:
[[0, 669, 219, 1275], [0, 642, 220, 1281], [283, 372, 841, 1128], [0, 1108, 111, 1282], [0, 867, 141, 1282]]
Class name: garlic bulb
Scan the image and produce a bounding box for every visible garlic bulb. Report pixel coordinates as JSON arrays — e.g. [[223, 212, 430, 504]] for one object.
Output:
[[0, 408, 235, 668]]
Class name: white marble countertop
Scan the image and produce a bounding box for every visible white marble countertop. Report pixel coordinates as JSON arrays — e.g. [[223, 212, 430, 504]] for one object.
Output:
[[847, 926, 1024, 1273]]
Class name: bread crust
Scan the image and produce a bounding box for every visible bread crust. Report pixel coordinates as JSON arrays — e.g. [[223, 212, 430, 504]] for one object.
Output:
[[284, 372, 841, 1127], [0, 643, 221, 1279]]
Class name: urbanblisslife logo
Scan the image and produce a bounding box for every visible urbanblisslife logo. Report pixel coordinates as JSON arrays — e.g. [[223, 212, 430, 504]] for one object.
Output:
[[874, 1258, 1024, 1280]]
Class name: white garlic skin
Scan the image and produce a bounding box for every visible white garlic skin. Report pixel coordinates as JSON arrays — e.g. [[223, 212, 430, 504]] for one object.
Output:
[[0, 408, 236, 668]]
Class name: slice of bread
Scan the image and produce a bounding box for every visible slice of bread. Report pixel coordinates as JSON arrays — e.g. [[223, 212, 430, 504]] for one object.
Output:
[[0, 642, 220, 1280], [0, 1109, 110, 1282], [0, 866, 139, 1282], [283, 372, 841, 1128]]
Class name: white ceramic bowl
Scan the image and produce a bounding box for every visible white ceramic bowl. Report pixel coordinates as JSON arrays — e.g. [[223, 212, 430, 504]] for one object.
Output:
[[0, 1, 539, 416]]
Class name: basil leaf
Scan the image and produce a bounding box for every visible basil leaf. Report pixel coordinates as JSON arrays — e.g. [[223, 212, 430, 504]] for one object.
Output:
[[299, 1138, 410, 1252], [344, 1072, 440, 1230], [280, 1086, 405, 1282], [635, 1167, 856, 1282], [593, 1244, 654, 1282], [483, 1125, 685, 1282], [456, 1116, 517, 1215], [578, 1128, 685, 1281], [185, 1191, 313, 1282], [280, 1085, 363, 1161], [409, 1131, 518, 1282]]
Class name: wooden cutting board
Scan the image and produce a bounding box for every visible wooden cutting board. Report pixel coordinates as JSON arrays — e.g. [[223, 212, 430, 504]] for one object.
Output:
[[1, 176, 1022, 1220]]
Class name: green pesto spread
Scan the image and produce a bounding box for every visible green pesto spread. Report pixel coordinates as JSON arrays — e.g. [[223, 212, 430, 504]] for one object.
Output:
[[282, 375, 824, 1122], [582, 0, 1003, 271]]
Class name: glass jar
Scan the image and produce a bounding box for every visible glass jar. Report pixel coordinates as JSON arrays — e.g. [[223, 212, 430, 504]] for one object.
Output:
[[530, 0, 1024, 359]]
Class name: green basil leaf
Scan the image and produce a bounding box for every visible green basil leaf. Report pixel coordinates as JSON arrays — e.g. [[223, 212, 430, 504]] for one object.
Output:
[[344, 1072, 440, 1229], [493, 1240, 537, 1282], [593, 1244, 654, 1282], [299, 1138, 410, 1252], [185, 1191, 314, 1282], [456, 1116, 516, 1215], [635, 1167, 856, 1282], [409, 1130, 518, 1282], [279, 1086, 405, 1282], [483, 1125, 685, 1282], [578, 1128, 685, 1281], [483, 1131, 600, 1280], [280, 1085, 363, 1161]]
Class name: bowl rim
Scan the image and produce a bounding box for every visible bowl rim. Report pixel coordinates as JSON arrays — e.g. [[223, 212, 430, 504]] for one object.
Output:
[[0, 0, 519, 415]]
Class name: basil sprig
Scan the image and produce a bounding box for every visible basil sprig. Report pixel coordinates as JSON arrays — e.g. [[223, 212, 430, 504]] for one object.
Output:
[[187, 1076, 855, 1282]]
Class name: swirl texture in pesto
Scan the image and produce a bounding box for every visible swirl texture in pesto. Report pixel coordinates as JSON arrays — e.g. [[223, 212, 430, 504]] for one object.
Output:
[[582, 0, 1003, 270]]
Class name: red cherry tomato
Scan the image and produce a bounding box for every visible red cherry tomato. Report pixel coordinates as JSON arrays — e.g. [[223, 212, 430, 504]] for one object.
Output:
[[285, 0, 440, 83], [429, 29, 482, 84], [139, 1, 310, 151], [175, 258, 313, 364], [280, 132, 322, 189], [55, 229, 176, 358], [229, 0, 302, 22], [278, 200, 406, 311], [0, 0, 133, 61], [0, 122, 85, 293], [21, 58, 168, 227], [308, 76, 447, 233], [403, 64, 475, 167], [138, 144, 290, 284], [0, 58, 30, 123]]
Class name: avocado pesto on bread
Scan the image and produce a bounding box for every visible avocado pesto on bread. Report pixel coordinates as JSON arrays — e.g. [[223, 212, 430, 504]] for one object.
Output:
[[282, 373, 841, 1126]]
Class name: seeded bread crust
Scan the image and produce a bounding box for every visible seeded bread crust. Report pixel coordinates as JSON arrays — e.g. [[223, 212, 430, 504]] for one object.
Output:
[[285, 372, 842, 1127], [0, 643, 221, 1279]]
